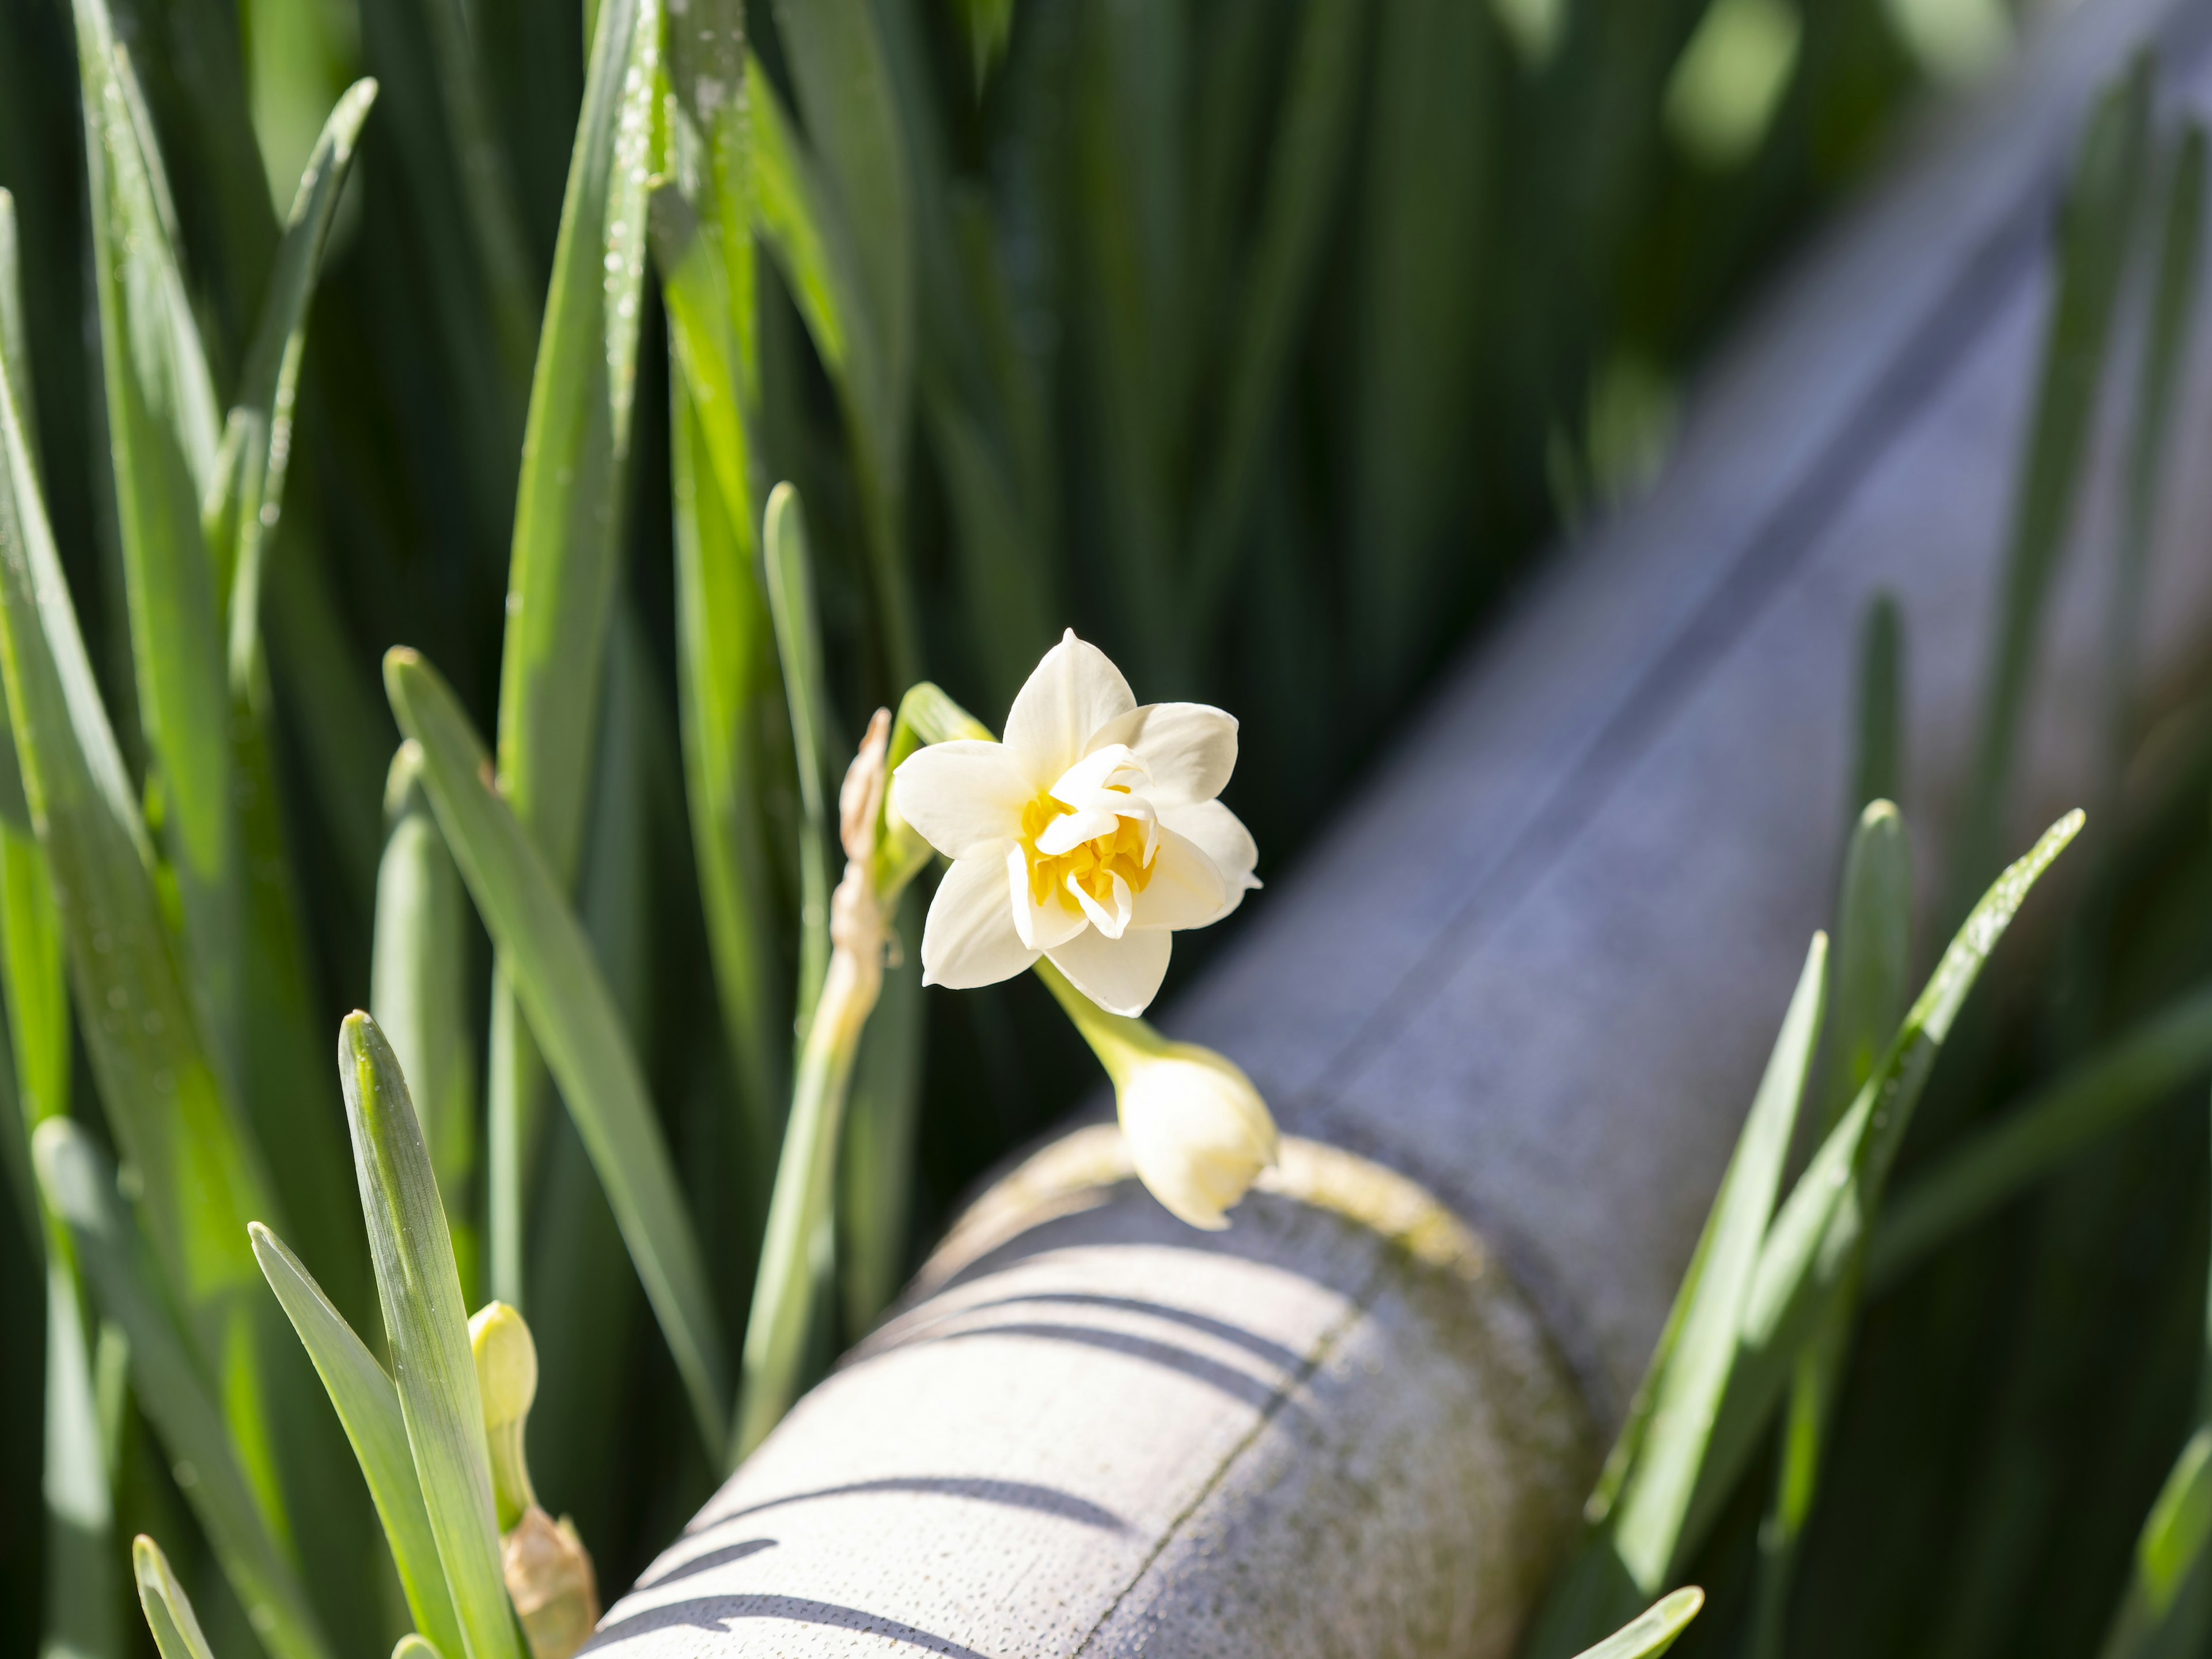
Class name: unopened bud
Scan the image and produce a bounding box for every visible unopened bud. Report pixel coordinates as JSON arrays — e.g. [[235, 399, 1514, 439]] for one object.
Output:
[[469, 1302, 537, 1528], [1113, 1043, 1279, 1231], [501, 1506, 600, 1659]]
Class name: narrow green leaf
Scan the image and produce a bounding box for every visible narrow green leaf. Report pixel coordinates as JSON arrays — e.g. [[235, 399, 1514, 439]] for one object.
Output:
[[73, 0, 241, 1081], [335, 1012, 520, 1659], [1572, 1588, 1705, 1659], [385, 648, 731, 1466], [497, 0, 662, 883], [206, 84, 385, 1331], [1683, 811, 2085, 1555], [1747, 801, 1911, 1658], [0, 191, 35, 472], [0, 243, 290, 1533], [249, 1221, 466, 1659], [767, 0, 917, 684], [1610, 932, 1827, 1590], [946, 0, 1016, 90], [207, 77, 378, 656], [668, 365, 785, 1187], [1819, 800, 1911, 1128], [42, 1257, 121, 1659], [487, 0, 662, 1310], [2102, 1427, 2212, 1658], [132, 1535, 218, 1659], [1347, 0, 1487, 697], [763, 483, 837, 1045], [36, 1121, 330, 1659], [2105, 123, 2205, 776], [373, 744, 479, 1302], [1850, 596, 1903, 817], [1868, 980, 2212, 1289], [1949, 63, 2147, 911], [1186, 0, 1362, 637]]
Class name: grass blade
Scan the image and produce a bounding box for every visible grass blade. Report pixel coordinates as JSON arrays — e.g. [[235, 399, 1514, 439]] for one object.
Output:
[[668, 364, 784, 1186], [1818, 800, 1912, 1127], [1573, 1588, 1705, 1659], [763, 482, 837, 1046], [249, 1221, 467, 1659], [208, 77, 377, 650], [766, 0, 917, 684], [1684, 811, 2085, 1555], [1747, 800, 1911, 1658], [0, 244, 296, 1539], [215, 84, 385, 1330], [73, 0, 241, 1082], [132, 1534, 218, 1659], [2105, 124, 2205, 780], [336, 1012, 521, 1659], [486, 0, 662, 1310], [1613, 931, 1827, 1588], [1868, 980, 2212, 1289], [35, 1120, 330, 1659], [385, 648, 732, 1467], [2101, 1427, 2212, 1658], [1185, 0, 1362, 638], [40, 1257, 120, 1659], [1531, 937, 1827, 1653], [0, 192, 35, 472], [1948, 65, 2147, 912], [1850, 596, 1903, 817], [373, 745, 479, 1302]]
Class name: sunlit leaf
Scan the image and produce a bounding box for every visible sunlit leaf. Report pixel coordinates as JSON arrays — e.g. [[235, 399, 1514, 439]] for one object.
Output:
[[336, 1012, 520, 1659], [250, 1221, 466, 1659], [385, 648, 731, 1466]]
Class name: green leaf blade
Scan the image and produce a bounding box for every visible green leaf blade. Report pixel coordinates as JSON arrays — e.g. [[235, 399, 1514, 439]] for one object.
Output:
[[336, 1012, 519, 1659], [37, 1121, 329, 1659], [1609, 931, 1827, 1592], [384, 648, 730, 1468], [250, 1221, 466, 1659]]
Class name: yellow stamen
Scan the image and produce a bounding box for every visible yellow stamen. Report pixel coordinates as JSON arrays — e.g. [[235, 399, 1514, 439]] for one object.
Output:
[[1020, 792, 1154, 910]]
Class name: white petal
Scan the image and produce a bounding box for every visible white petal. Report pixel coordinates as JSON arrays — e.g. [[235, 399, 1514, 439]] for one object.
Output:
[[1048, 743, 1141, 805], [1130, 827, 1230, 930], [1066, 867, 1134, 938], [1003, 630, 1136, 786], [1034, 806, 1119, 856], [1087, 703, 1237, 806], [921, 855, 1039, 989], [1046, 926, 1171, 1018], [891, 741, 1034, 859], [1158, 800, 1259, 916], [1006, 844, 1086, 951]]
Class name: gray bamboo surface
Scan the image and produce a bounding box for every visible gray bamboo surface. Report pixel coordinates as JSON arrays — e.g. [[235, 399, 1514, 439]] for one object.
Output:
[[592, 1, 2212, 1652]]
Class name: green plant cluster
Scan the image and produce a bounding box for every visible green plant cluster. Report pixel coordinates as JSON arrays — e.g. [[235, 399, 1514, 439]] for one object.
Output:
[[0, 0, 1971, 1652], [1531, 59, 2212, 1659]]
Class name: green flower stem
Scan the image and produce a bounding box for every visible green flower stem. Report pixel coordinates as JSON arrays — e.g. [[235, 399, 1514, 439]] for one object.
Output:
[[734, 870, 887, 1462], [735, 713, 909, 1464], [1033, 957, 1171, 1083]]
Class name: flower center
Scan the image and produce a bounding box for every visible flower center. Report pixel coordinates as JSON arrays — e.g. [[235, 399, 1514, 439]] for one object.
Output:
[[1021, 791, 1156, 911]]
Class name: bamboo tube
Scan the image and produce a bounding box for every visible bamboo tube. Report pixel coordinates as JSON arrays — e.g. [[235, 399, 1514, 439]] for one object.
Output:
[[595, 0, 2212, 1651]]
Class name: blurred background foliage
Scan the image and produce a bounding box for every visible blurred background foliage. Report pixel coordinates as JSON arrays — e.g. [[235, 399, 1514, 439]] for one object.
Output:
[[0, 0, 2051, 1648]]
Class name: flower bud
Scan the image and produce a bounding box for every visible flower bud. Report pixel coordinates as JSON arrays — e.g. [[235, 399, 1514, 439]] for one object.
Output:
[[468, 1301, 537, 1528], [1113, 1042, 1278, 1231], [501, 1506, 600, 1659]]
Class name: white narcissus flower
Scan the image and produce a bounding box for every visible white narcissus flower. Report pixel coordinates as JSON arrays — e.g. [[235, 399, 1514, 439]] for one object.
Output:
[[892, 630, 1260, 1017]]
